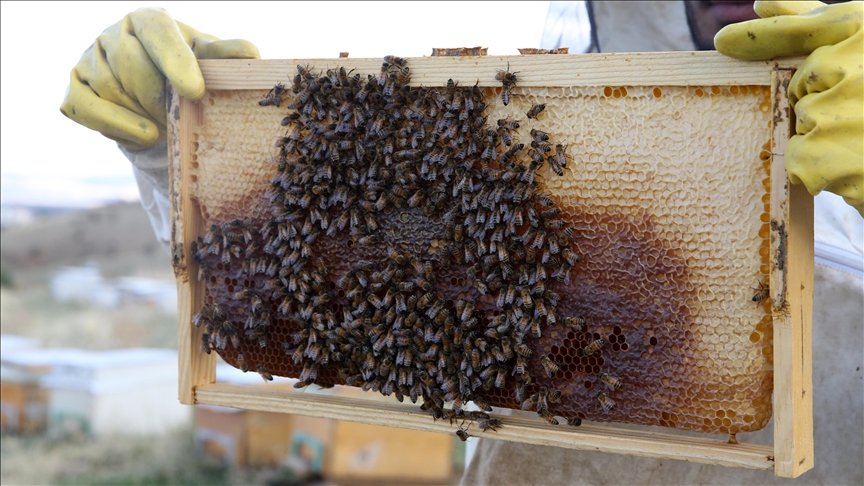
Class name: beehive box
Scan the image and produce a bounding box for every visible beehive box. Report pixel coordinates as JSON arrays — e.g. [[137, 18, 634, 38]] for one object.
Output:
[[195, 364, 455, 481], [194, 363, 299, 466], [195, 363, 304, 466], [40, 348, 191, 436], [0, 344, 57, 434], [169, 52, 813, 478]]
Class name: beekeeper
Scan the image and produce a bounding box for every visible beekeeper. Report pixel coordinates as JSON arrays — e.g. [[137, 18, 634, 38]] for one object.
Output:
[[60, 1, 862, 484], [464, 2, 863, 485]]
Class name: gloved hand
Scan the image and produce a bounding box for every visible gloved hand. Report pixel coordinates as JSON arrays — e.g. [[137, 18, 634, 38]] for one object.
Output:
[[60, 8, 259, 151], [715, 1, 864, 217]]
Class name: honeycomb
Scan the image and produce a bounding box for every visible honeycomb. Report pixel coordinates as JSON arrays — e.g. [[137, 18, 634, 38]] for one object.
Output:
[[185, 59, 774, 435]]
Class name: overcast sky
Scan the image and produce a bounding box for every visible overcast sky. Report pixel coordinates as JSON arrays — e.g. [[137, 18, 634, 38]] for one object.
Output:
[[0, 1, 590, 208]]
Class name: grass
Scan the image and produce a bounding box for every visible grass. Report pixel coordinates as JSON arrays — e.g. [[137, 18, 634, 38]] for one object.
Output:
[[0, 285, 178, 351], [0, 267, 13, 288], [0, 429, 304, 486]]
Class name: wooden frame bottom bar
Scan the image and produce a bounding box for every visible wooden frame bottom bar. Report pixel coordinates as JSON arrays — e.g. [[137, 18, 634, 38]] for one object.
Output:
[[195, 383, 774, 471]]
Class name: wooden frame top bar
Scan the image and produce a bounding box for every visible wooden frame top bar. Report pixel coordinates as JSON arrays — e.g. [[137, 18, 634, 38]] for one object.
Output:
[[199, 51, 803, 90]]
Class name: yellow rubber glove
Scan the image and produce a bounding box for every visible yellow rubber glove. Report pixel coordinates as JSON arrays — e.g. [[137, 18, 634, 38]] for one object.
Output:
[[60, 8, 259, 151], [715, 1, 864, 217]]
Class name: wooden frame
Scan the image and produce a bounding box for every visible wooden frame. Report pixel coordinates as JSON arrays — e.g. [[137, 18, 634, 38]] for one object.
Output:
[[168, 52, 813, 478]]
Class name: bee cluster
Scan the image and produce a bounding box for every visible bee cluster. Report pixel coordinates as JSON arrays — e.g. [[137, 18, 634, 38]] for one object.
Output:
[[192, 55, 627, 434]]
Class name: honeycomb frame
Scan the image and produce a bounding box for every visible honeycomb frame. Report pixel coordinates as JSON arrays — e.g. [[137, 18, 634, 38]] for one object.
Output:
[[168, 52, 813, 478]]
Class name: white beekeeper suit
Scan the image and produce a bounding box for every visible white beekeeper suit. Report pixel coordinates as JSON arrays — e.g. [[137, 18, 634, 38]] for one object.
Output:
[[120, 2, 862, 484], [461, 2, 863, 485]]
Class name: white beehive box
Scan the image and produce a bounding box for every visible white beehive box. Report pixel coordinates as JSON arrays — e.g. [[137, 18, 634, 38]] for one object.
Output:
[[0, 335, 41, 353], [0, 343, 91, 433], [39, 348, 191, 436]]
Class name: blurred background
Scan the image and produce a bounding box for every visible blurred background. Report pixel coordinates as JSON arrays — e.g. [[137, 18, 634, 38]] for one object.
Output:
[[0, 1, 590, 484]]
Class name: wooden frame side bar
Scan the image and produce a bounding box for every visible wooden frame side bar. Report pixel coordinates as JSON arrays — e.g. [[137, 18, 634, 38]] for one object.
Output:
[[169, 88, 215, 405], [196, 383, 774, 471], [198, 51, 803, 90], [769, 69, 815, 478]]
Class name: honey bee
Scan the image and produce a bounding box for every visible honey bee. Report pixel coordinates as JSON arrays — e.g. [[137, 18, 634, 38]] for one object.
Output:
[[514, 342, 532, 357], [599, 372, 622, 391], [541, 162, 560, 180], [193, 304, 214, 328], [538, 410, 559, 426], [396, 66, 411, 85], [564, 316, 586, 331], [497, 117, 520, 130], [236, 353, 249, 372], [289, 73, 305, 94], [550, 143, 570, 169], [259, 82, 287, 107], [519, 287, 533, 308], [582, 339, 605, 356], [536, 386, 550, 412], [566, 416, 582, 427], [751, 281, 770, 306], [495, 63, 519, 105], [423, 261, 434, 280], [472, 278, 489, 295], [526, 102, 546, 119], [495, 63, 519, 84], [467, 348, 480, 370], [534, 300, 547, 318], [495, 367, 507, 388], [531, 140, 552, 154], [596, 391, 616, 412], [530, 129, 550, 142], [460, 299, 476, 321], [256, 363, 274, 382], [539, 355, 560, 377], [384, 55, 406, 67], [201, 333, 212, 354], [497, 284, 513, 306], [473, 395, 492, 412], [488, 328, 508, 352], [512, 378, 526, 402], [455, 298, 467, 317], [476, 417, 502, 432], [520, 390, 537, 410], [561, 248, 579, 266], [497, 127, 515, 147], [417, 292, 434, 309], [456, 429, 470, 441]]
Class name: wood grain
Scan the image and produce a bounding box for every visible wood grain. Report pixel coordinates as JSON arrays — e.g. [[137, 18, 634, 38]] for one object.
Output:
[[170, 88, 215, 405], [198, 51, 803, 90], [196, 383, 775, 471], [769, 69, 814, 478]]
